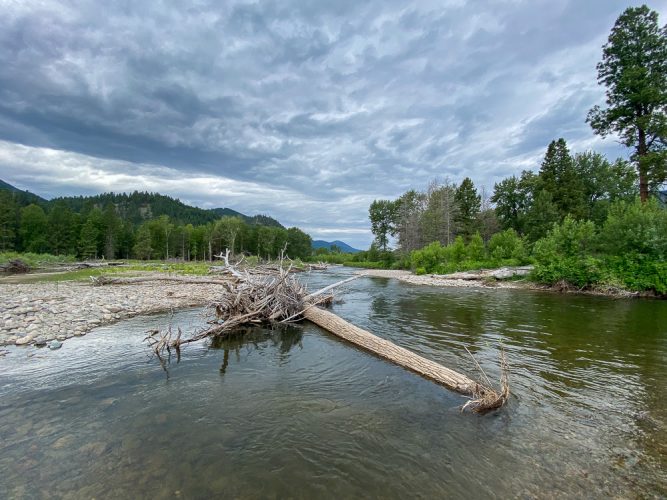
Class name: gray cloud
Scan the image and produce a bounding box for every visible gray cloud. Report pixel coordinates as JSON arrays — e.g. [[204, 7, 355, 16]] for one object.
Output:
[[0, 0, 660, 248]]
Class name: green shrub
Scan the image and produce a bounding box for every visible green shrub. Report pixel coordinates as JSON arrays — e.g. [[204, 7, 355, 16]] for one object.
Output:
[[0, 252, 76, 267], [598, 198, 667, 259], [342, 261, 385, 269], [488, 229, 527, 262], [467, 233, 486, 261]]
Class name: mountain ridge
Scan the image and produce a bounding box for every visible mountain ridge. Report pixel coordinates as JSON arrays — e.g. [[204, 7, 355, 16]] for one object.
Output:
[[312, 239, 362, 253], [0, 178, 283, 228]]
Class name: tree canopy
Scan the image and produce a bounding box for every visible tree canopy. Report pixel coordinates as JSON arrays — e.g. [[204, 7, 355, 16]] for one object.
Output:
[[587, 5, 667, 201]]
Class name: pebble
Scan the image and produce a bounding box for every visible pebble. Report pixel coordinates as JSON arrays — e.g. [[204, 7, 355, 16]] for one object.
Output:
[[0, 278, 223, 348], [15, 336, 33, 346], [48, 340, 63, 350]]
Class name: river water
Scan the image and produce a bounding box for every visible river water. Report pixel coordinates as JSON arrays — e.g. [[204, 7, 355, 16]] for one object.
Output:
[[0, 268, 665, 498]]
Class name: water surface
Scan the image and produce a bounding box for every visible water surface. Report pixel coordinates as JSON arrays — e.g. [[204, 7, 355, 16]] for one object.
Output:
[[1, 268, 665, 498]]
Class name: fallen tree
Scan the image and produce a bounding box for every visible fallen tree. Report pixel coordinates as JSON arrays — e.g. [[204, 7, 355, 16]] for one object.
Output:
[[90, 275, 234, 286], [139, 250, 510, 413], [0, 259, 31, 274]]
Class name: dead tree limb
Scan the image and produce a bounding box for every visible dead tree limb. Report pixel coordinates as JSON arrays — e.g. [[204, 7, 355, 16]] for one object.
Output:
[[145, 249, 509, 412], [303, 306, 509, 412], [90, 275, 234, 286]]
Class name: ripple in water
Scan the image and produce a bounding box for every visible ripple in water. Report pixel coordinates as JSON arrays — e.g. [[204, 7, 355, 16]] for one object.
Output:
[[0, 268, 665, 498]]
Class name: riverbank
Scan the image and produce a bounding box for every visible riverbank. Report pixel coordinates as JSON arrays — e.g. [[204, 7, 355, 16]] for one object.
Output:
[[355, 268, 653, 299], [356, 269, 529, 289], [0, 275, 225, 347]]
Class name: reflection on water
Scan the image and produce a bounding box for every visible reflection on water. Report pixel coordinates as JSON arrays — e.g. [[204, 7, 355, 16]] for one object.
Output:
[[0, 268, 666, 498]]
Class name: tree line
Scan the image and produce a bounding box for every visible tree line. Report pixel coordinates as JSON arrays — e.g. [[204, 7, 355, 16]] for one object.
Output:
[[366, 5, 667, 293], [0, 194, 312, 261]]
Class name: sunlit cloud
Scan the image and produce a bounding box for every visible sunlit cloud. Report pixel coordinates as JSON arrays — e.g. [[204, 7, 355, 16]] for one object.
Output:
[[0, 0, 655, 248]]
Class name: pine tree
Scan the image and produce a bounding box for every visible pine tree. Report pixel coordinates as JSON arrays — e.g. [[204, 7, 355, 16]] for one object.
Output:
[[133, 224, 153, 260], [454, 177, 481, 240], [537, 139, 586, 218], [47, 202, 75, 255], [102, 203, 121, 259], [19, 204, 48, 253], [0, 190, 18, 251], [587, 5, 667, 201], [78, 220, 99, 259]]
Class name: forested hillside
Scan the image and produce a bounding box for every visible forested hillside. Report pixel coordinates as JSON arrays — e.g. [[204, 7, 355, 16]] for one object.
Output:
[[0, 182, 311, 261]]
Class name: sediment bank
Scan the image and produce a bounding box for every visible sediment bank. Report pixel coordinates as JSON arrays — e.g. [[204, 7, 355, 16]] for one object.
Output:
[[0, 276, 225, 347]]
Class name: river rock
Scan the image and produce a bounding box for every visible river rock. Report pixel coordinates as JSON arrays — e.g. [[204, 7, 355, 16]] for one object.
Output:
[[15, 335, 33, 346], [48, 340, 63, 350], [33, 337, 47, 347]]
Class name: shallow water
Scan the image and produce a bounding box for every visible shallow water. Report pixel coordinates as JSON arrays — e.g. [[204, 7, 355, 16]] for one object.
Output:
[[1, 268, 666, 498]]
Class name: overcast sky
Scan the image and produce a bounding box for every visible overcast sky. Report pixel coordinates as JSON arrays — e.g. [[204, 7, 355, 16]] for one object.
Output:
[[0, 0, 664, 248]]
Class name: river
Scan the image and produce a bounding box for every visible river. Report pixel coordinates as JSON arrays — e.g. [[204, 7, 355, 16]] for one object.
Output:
[[0, 268, 665, 498]]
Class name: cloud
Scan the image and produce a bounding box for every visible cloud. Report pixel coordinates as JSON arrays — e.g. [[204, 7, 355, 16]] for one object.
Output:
[[0, 0, 657, 248]]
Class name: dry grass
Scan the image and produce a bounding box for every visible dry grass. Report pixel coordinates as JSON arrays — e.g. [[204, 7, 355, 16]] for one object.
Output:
[[462, 347, 510, 413]]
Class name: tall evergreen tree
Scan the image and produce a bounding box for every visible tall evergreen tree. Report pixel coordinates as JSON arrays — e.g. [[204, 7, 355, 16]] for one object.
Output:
[[454, 177, 481, 240], [0, 190, 18, 251], [102, 203, 121, 259], [78, 219, 99, 259], [537, 139, 586, 218], [19, 204, 48, 253], [587, 5, 667, 202], [524, 190, 560, 242], [133, 223, 153, 260], [47, 202, 75, 255]]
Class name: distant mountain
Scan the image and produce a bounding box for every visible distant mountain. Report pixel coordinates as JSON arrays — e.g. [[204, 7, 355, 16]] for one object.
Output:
[[0, 178, 283, 228], [0, 179, 47, 204], [312, 240, 362, 253]]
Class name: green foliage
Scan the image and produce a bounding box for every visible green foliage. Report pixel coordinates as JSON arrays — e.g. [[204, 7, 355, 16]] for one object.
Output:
[[342, 261, 386, 269], [133, 223, 153, 260], [532, 200, 667, 293], [47, 202, 77, 256], [78, 220, 99, 259], [0, 190, 18, 251], [537, 139, 586, 218], [598, 198, 667, 259], [409, 234, 526, 275], [369, 199, 398, 251], [286, 227, 312, 260], [0, 252, 76, 267], [454, 177, 481, 239], [532, 218, 602, 288], [19, 204, 48, 253], [523, 190, 560, 242], [491, 172, 534, 233], [587, 5, 667, 199], [488, 229, 527, 261]]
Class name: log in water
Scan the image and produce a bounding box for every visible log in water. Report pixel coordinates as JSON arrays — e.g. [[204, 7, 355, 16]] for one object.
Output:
[[303, 306, 504, 408]]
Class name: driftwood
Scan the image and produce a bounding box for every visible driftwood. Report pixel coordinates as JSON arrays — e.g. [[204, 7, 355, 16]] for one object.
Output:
[[440, 266, 534, 281], [140, 249, 509, 413], [90, 275, 234, 286], [0, 259, 31, 274], [303, 307, 509, 412]]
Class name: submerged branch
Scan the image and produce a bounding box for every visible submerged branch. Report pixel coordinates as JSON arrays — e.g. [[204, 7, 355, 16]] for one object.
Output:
[[144, 248, 510, 413]]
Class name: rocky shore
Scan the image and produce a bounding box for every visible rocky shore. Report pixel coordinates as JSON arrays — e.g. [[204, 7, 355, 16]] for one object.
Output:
[[356, 269, 528, 289], [0, 277, 225, 347]]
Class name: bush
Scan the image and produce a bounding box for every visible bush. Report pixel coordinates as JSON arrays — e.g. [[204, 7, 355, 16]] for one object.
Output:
[[467, 233, 486, 261], [598, 198, 667, 259], [342, 261, 385, 269], [532, 255, 603, 288], [488, 229, 527, 262], [0, 252, 76, 267]]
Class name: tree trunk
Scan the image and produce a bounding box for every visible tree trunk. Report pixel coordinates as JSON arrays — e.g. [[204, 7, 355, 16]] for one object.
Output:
[[303, 306, 480, 395], [638, 127, 649, 203]]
